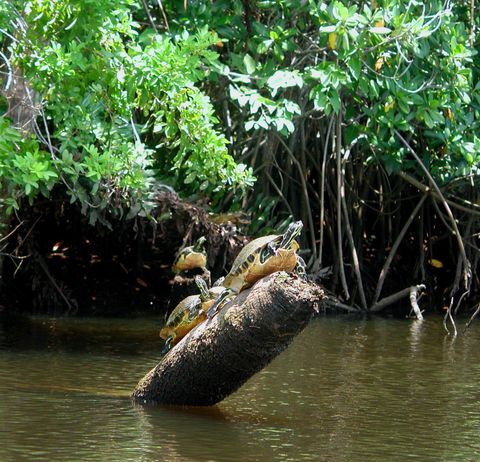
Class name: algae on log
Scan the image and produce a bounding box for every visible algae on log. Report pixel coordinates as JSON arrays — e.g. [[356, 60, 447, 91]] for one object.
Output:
[[131, 273, 324, 406]]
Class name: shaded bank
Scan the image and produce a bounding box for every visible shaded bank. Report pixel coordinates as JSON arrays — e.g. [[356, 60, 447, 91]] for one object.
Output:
[[0, 190, 245, 316]]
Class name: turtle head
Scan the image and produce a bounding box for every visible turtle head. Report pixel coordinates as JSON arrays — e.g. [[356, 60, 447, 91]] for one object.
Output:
[[279, 221, 303, 249], [258, 221, 303, 264], [194, 276, 210, 300], [193, 236, 207, 252]]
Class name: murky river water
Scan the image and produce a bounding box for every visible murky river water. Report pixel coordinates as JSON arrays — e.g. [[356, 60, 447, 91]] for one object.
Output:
[[1, 314, 480, 461]]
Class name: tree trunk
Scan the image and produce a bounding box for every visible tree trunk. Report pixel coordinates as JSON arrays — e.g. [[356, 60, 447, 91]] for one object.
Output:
[[131, 273, 324, 406]]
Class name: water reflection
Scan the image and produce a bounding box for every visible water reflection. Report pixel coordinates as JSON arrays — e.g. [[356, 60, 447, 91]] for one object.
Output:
[[2, 314, 480, 461]]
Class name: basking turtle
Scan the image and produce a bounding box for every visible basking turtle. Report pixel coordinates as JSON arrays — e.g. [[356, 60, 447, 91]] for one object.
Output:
[[159, 276, 229, 355], [207, 221, 305, 318], [172, 236, 207, 274]]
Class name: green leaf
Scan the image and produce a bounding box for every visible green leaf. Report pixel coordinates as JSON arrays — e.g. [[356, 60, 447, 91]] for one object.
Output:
[[243, 54, 257, 75], [330, 91, 341, 114], [319, 25, 337, 33], [369, 27, 392, 34], [348, 57, 361, 80], [267, 70, 304, 96]]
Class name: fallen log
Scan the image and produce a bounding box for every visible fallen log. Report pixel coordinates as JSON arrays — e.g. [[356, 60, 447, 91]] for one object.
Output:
[[132, 272, 324, 406]]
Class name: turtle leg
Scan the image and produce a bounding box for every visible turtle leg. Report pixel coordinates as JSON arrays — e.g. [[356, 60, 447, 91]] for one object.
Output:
[[207, 288, 236, 319], [187, 301, 201, 321], [212, 276, 225, 287], [295, 256, 307, 279], [160, 336, 173, 356]]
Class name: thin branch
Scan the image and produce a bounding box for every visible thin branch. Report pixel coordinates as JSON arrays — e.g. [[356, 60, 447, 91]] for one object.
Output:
[[0, 220, 24, 243], [35, 253, 74, 312], [335, 111, 350, 300], [265, 170, 294, 217], [318, 116, 334, 267], [464, 302, 480, 332], [443, 296, 458, 337], [274, 133, 317, 256], [141, 0, 158, 32], [470, 0, 475, 48], [395, 130, 471, 293], [398, 171, 480, 216], [409, 284, 424, 320], [373, 193, 427, 304], [156, 0, 169, 30], [321, 296, 360, 313], [0, 50, 13, 91], [371, 284, 425, 313]]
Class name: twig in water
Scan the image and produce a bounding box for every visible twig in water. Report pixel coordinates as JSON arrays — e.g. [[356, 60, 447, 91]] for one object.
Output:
[[443, 297, 458, 337], [464, 302, 480, 332], [370, 284, 425, 313], [409, 284, 425, 320]]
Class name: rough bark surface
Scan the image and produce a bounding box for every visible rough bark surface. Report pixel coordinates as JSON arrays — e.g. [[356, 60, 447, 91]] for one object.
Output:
[[132, 273, 324, 406]]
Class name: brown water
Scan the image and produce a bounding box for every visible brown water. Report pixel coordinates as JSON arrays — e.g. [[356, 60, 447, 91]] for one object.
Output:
[[1, 314, 480, 461]]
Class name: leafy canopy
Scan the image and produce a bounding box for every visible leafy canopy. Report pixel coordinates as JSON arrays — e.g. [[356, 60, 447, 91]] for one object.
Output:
[[0, 0, 254, 225]]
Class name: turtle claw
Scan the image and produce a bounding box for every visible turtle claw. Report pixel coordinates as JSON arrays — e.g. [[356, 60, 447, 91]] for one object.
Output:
[[161, 337, 173, 356]]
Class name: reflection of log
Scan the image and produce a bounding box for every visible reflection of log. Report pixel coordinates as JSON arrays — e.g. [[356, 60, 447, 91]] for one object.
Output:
[[132, 273, 324, 406]]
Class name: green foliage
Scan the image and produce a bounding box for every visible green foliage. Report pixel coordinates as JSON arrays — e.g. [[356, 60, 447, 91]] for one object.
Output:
[[0, 117, 58, 213], [2, 0, 479, 229], [0, 0, 254, 224], [168, 0, 480, 186]]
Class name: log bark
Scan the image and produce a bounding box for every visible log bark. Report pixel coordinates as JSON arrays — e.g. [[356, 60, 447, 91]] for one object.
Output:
[[132, 273, 324, 406]]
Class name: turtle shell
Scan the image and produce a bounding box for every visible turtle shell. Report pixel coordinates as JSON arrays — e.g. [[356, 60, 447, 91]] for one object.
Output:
[[159, 294, 203, 343], [159, 285, 224, 345], [172, 237, 208, 273], [172, 249, 207, 273], [223, 235, 299, 292]]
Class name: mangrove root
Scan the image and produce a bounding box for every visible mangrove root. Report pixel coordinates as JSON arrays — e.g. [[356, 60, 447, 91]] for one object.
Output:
[[131, 272, 324, 406]]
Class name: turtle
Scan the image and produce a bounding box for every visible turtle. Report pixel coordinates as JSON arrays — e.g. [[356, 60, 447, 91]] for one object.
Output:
[[172, 236, 208, 274], [207, 220, 305, 318], [159, 276, 230, 355]]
